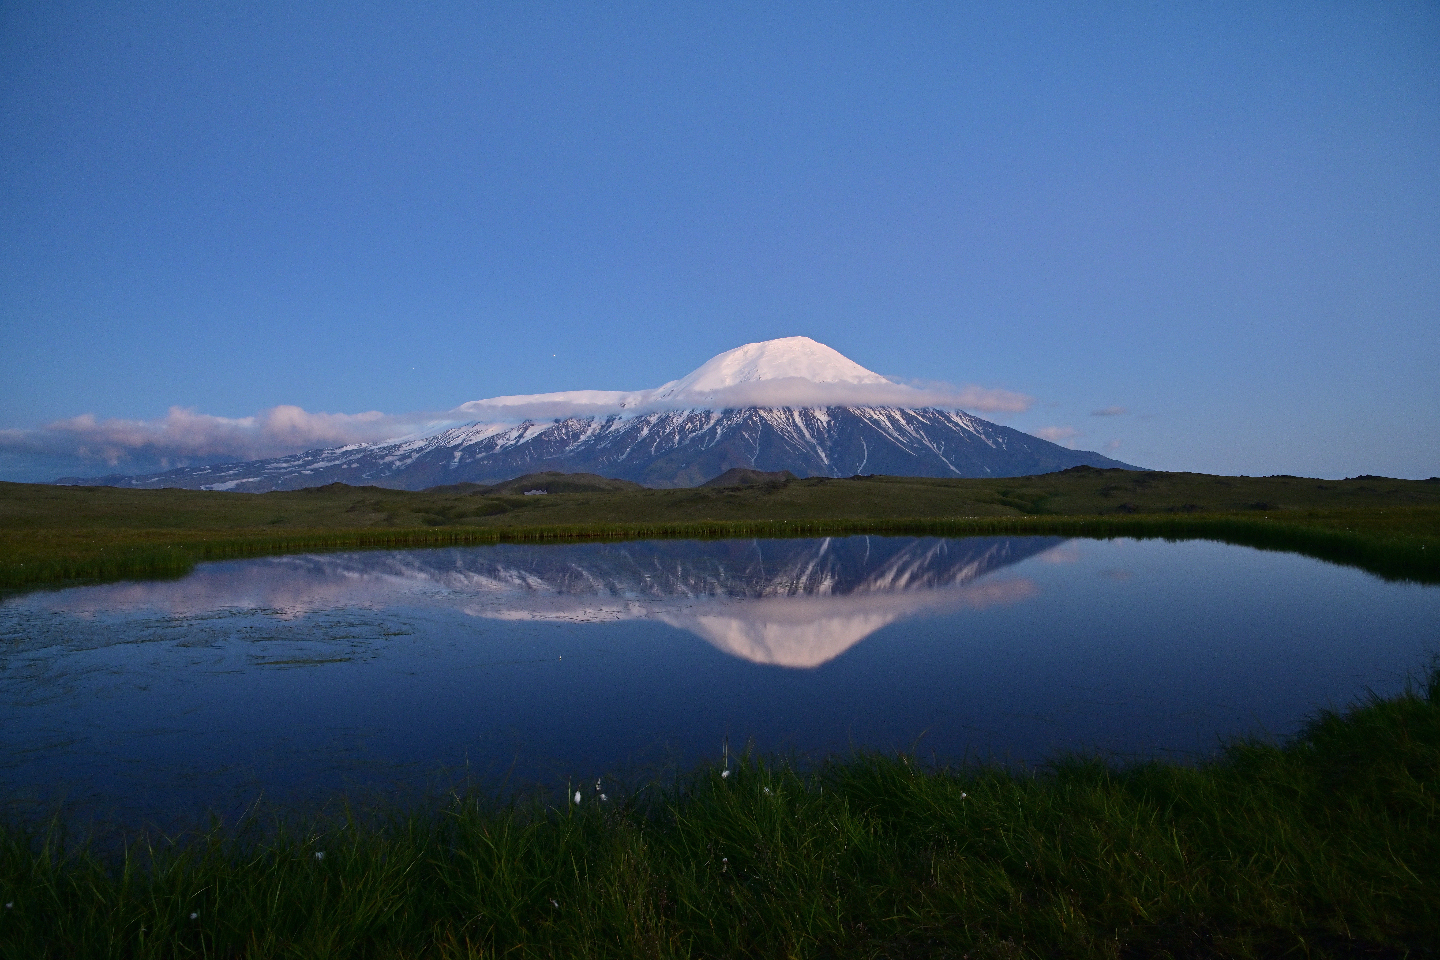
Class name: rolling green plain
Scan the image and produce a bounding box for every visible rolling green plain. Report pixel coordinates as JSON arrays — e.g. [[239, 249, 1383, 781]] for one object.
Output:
[[3, 466, 1439, 589], [2, 468, 1438, 956]]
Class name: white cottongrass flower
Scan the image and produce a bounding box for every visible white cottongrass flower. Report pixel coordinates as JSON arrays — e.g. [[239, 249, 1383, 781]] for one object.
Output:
[[189, 912, 199, 920], [574, 791, 582, 804], [720, 769, 730, 779], [763, 787, 771, 795], [600, 794, 608, 802], [315, 851, 325, 861], [550, 899, 559, 908], [4, 902, 11, 909], [960, 792, 968, 799]]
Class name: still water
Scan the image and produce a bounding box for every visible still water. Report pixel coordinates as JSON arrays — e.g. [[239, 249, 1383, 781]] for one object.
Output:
[[2, 536, 1436, 827]]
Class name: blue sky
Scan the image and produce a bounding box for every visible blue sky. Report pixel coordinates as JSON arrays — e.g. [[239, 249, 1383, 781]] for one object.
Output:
[[2, 1, 1437, 481]]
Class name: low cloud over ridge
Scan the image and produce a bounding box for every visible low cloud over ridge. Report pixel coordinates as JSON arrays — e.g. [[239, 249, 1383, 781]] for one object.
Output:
[[0, 406, 427, 476]]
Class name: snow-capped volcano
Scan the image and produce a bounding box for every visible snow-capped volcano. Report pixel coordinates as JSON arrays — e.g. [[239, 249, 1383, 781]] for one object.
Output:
[[70, 338, 1138, 491], [453, 336, 907, 419], [654, 335, 890, 398]]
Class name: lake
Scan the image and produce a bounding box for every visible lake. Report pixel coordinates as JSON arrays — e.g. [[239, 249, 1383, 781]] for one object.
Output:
[[2, 535, 1436, 829]]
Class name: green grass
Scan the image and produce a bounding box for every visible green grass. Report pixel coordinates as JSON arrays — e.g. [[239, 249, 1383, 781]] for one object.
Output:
[[3, 667, 1437, 958], [4, 471, 1438, 955], [3, 469, 1439, 589]]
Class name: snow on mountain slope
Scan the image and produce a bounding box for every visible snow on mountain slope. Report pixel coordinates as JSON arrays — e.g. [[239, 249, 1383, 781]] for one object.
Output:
[[80, 405, 1136, 491], [453, 337, 906, 418], [67, 338, 1140, 491], [652, 336, 889, 400]]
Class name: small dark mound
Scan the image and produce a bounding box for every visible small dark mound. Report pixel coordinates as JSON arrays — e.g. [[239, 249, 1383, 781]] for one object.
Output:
[[700, 468, 798, 488], [423, 482, 489, 495], [301, 482, 358, 493], [469, 472, 646, 496]]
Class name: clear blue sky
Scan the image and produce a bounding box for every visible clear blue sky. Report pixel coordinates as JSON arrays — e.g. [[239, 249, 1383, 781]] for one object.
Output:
[[2, 1, 1437, 481]]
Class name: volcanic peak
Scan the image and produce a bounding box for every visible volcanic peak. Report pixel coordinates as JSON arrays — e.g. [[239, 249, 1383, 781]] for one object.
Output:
[[655, 336, 890, 398], [457, 336, 899, 417]]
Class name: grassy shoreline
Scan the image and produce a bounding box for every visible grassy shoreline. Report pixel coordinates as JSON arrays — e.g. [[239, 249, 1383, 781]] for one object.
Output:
[[4, 469, 1439, 589], [3, 668, 1437, 958], [3, 513, 1438, 592]]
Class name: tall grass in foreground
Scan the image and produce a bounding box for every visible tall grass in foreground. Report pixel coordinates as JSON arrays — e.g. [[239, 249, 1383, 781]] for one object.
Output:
[[2, 670, 1437, 958]]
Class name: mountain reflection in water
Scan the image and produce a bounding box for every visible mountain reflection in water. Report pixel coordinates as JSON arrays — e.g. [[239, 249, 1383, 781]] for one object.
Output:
[[7, 535, 1438, 832], [28, 537, 1061, 668]]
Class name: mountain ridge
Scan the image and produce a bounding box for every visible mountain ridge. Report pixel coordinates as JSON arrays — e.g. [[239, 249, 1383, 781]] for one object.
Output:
[[60, 405, 1137, 491], [57, 338, 1139, 491]]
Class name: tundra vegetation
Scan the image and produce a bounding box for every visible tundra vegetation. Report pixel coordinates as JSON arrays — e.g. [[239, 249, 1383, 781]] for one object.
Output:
[[2, 468, 1438, 955], [2, 467, 1437, 589]]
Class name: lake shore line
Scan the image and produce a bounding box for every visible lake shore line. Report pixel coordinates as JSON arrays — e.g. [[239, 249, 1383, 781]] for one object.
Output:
[[3, 469, 1439, 590], [3, 664, 1436, 957]]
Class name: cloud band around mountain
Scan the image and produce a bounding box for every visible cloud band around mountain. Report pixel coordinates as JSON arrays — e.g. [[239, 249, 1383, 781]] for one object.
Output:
[[456, 378, 1032, 421]]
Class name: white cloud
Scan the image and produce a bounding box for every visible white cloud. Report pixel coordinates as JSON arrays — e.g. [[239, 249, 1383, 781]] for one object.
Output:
[[914, 382, 1034, 414], [1091, 406, 1128, 417], [456, 378, 1033, 421], [1035, 426, 1080, 446], [1104, 439, 1123, 452], [0, 405, 429, 472]]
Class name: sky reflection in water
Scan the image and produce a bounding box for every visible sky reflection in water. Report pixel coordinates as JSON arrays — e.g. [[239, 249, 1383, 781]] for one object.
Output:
[[2, 536, 1436, 828]]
